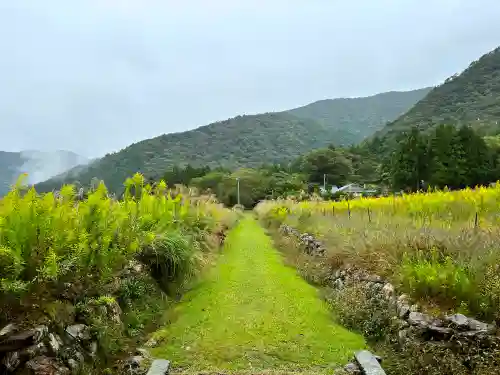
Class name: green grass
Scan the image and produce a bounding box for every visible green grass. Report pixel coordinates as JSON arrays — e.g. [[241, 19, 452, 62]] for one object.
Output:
[[151, 218, 365, 373]]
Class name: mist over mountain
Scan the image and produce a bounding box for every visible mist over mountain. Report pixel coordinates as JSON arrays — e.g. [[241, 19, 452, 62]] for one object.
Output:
[[0, 150, 88, 195]]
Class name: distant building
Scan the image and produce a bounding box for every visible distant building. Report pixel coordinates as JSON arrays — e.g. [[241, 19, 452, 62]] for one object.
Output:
[[321, 183, 378, 197]]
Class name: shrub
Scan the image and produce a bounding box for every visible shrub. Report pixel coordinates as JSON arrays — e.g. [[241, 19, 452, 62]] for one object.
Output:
[[326, 285, 395, 342]]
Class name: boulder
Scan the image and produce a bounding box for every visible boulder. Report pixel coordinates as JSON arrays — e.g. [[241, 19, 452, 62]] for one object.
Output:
[[382, 283, 395, 299], [1, 351, 21, 372], [47, 333, 64, 355], [65, 324, 90, 342], [467, 318, 496, 333], [354, 350, 386, 375], [0, 324, 17, 339], [23, 342, 48, 359], [0, 327, 48, 353], [333, 279, 345, 290], [408, 312, 433, 328], [445, 313, 469, 329], [124, 355, 147, 375], [146, 359, 170, 375]]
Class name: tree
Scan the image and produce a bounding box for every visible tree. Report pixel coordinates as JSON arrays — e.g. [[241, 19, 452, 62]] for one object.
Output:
[[427, 124, 465, 189], [390, 127, 429, 192], [298, 148, 352, 186], [457, 125, 492, 187]]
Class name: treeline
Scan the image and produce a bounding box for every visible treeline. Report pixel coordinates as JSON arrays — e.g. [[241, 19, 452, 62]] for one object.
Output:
[[150, 145, 380, 207], [152, 164, 305, 208], [386, 125, 500, 192]]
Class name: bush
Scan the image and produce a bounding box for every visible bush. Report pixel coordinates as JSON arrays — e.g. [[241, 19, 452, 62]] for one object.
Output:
[[326, 285, 395, 342], [0, 173, 235, 370]]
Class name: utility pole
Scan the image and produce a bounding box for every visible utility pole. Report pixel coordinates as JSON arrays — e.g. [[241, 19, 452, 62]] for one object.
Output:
[[323, 174, 327, 192], [236, 178, 240, 206]]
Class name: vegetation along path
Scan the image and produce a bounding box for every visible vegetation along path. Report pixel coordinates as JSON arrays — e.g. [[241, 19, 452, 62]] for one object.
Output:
[[151, 217, 365, 373]]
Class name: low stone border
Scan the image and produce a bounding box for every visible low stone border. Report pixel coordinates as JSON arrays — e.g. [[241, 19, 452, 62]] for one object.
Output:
[[279, 224, 500, 366]]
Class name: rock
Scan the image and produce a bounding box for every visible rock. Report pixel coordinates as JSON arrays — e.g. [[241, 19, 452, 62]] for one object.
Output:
[[445, 313, 469, 329], [47, 333, 63, 355], [467, 318, 496, 333], [23, 342, 48, 359], [382, 283, 395, 299], [2, 351, 21, 372], [129, 260, 144, 273], [396, 302, 410, 319], [0, 328, 47, 353], [26, 356, 70, 375], [365, 274, 384, 283], [0, 323, 17, 339], [344, 361, 361, 373], [33, 326, 49, 343], [354, 350, 386, 375], [125, 355, 146, 374], [146, 359, 170, 375], [65, 324, 90, 342], [408, 312, 432, 328], [145, 338, 158, 348], [136, 348, 151, 358], [334, 269, 342, 279], [427, 324, 453, 338], [333, 278, 345, 290]]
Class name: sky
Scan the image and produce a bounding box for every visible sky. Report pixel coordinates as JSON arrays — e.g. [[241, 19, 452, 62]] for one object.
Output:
[[2, 0, 500, 158]]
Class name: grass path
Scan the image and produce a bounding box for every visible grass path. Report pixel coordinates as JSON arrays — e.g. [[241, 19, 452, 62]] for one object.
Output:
[[151, 217, 365, 373]]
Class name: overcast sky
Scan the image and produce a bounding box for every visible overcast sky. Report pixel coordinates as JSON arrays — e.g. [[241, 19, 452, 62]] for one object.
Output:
[[2, 0, 500, 158]]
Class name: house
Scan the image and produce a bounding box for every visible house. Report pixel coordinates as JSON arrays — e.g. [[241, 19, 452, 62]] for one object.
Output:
[[321, 183, 378, 197]]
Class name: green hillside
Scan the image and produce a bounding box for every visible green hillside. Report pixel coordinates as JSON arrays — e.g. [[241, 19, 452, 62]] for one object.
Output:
[[286, 88, 431, 143], [35, 113, 344, 193], [379, 46, 500, 139], [34, 89, 429, 194]]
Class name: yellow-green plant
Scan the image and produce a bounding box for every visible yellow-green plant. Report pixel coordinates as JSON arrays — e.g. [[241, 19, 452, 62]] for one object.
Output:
[[257, 184, 500, 321], [0, 173, 234, 302]]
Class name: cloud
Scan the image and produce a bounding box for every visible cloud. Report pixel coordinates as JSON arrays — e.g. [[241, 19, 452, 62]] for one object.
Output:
[[1, 0, 500, 158]]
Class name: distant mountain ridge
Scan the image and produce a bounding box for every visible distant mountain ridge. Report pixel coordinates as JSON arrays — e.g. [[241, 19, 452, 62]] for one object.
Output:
[[286, 88, 432, 144], [33, 88, 430, 194], [377, 46, 500, 140], [0, 150, 88, 195]]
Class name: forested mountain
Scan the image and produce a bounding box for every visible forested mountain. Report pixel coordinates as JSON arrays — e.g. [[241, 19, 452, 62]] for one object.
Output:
[[35, 113, 343, 193], [0, 150, 88, 195], [378, 46, 500, 140], [286, 88, 431, 143], [34, 89, 428, 194]]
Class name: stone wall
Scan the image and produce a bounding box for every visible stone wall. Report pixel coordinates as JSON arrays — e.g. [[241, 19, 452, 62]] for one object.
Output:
[[280, 224, 500, 372], [0, 322, 97, 374]]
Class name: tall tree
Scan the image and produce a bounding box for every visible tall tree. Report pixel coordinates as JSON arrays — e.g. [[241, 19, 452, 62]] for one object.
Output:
[[427, 124, 465, 189], [390, 127, 429, 192], [457, 125, 492, 187]]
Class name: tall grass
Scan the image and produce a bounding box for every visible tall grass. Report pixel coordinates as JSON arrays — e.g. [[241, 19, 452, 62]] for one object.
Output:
[[0, 173, 235, 324], [257, 186, 500, 323]]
